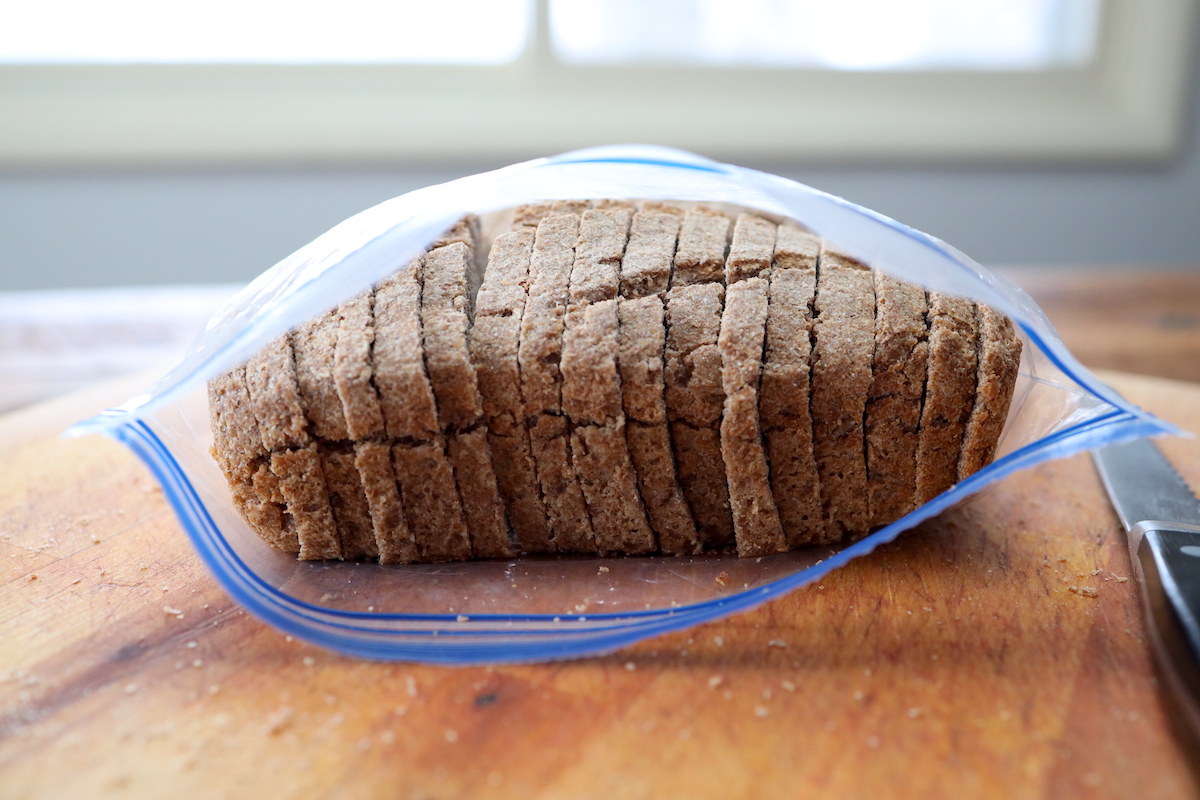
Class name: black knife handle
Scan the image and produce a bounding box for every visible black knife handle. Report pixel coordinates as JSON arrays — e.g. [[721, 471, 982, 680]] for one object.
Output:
[[1131, 521, 1200, 737]]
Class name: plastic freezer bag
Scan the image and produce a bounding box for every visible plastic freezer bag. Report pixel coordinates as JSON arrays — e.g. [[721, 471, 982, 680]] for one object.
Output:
[[70, 145, 1177, 664]]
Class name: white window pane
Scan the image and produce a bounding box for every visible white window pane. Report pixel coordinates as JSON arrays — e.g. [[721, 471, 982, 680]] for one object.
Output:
[[0, 0, 531, 64], [549, 0, 1101, 70]]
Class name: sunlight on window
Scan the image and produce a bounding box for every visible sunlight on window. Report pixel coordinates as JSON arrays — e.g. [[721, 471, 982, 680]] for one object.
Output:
[[0, 0, 531, 64], [549, 0, 1101, 70]]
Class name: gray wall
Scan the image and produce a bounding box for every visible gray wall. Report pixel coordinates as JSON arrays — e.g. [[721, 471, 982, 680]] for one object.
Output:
[[3, 83, 1199, 291]]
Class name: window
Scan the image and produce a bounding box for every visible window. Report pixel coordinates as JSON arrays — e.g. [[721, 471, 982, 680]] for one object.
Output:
[[0, 0, 1190, 164]]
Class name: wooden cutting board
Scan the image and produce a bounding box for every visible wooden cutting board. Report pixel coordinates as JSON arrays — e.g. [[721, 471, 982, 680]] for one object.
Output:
[[1, 367, 1198, 800]]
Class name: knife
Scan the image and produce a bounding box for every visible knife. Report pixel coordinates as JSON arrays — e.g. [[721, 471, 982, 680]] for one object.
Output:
[[1093, 437, 1200, 739]]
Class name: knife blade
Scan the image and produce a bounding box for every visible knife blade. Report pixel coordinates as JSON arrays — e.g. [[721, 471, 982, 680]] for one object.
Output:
[[1093, 437, 1200, 740]]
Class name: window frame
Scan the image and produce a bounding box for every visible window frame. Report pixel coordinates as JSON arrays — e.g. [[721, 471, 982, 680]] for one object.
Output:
[[0, 0, 1191, 166]]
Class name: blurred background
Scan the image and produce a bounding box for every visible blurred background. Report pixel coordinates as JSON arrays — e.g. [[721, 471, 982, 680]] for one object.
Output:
[[0, 0, 1197, 409]]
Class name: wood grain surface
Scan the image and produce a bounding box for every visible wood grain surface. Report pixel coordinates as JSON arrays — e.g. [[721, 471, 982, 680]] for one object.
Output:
[[2, 270, 1200, 799]]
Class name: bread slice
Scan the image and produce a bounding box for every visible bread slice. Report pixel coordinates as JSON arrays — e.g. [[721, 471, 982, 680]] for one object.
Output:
[[958, 305, 1023, 480], [207, 366, 295, 552], [618, 295, 699, 554], [371, 255, 465, 561], [665, 282, 734, 548], [271, 448, 341, 560], [620, 210, 681, 299], [353, 440, 416, 564], [244, 333, 361, 559], [726, 214, 776, 284], [865, 272, 930, 528], [471, 228, 553, 553], [571, 208, 631, 304], [392, 439, 472, 562], [318, 443, 378, 560], [519, 214, 596, 553], [374, 256, 441, 441], [761, 225, 823, 546], [672, 207, 731, 287], [422, 242, 511, 559], [563, 298, 656, 554], [915, 294, 979, 505], [719, 277, 786, 556], [293, 312, 350, 442], [811, 246, 875, 542], [334, 290, 386, 441], [330, 288, 410, 559]]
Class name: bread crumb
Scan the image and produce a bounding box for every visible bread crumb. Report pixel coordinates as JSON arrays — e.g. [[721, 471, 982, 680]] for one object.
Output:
[[457, 615, 470, 623], [163, 606, 184, 618], [302, 656, 315, 667], [406, 676, 418, 698], [708, 675, 724, 688], [380, 730, 396, 745], [768, 639, 788, 648], [598, 566, 609, 573], [624, 661, 637, 671], [1068, 585, 1099, 598], [713, 636, 724, 647], [715, 572, 730, 586], [754, 706, 769, 718], [29, 574, 37, 581], [781, 680, 796, 692], [1114, 575, 1129, 583], [192, 659, 203, 668], [266, 707, 294, 735], [123, 683, 138, 694], [185, 641, 197, 649]]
